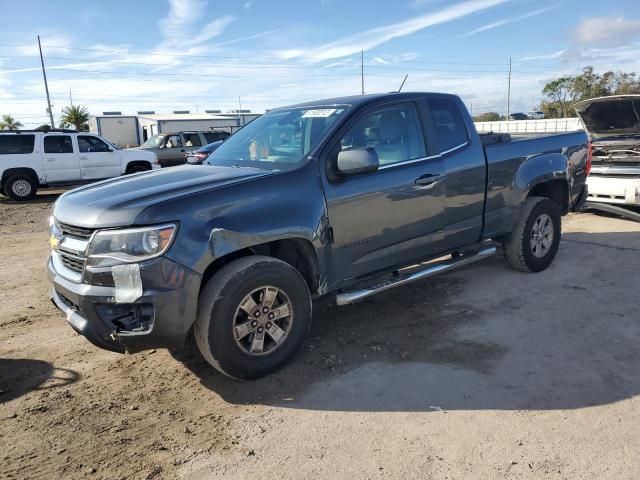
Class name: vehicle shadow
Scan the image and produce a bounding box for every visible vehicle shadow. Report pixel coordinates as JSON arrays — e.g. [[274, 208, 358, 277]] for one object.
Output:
[[0, 192, 62, 206], [0, 358, 80, 404], [176, 229, 640, 412]]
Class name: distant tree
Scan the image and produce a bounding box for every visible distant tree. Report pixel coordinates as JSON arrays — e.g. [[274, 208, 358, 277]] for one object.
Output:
[[542, 66, 640, 118], [0, 114, 23, 130], [61, 105, 89, 131], [473, 112, 502, 122], [542, 76, 576, 118], [35, 124, 52, 132], [613, 72, 640, 94]]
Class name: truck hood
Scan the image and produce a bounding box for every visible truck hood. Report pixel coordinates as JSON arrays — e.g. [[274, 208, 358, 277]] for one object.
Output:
[[574, 95, 640, 140], [53, 165, 273, 228]]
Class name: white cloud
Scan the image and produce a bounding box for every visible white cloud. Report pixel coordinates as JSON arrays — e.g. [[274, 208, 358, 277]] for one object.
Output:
[[574, 17, 640, 48], [244, 1, 252, 9], [277, 0, 511, 61], [157, 0, 235, 49], [458, 5, 559, 38], [516, 50, 567, 62], [372, 57, 390, 65]]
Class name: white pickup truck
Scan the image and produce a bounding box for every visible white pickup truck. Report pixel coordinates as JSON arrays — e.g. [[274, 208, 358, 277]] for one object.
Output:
[[0, 129, 159, 200]]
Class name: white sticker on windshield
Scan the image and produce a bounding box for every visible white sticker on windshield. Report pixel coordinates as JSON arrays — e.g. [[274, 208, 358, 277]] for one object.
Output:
[[302, 109, 336, 118]]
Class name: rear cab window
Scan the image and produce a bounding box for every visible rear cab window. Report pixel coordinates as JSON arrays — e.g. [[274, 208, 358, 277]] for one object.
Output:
[[44, 135, 74, 154], [428, 98, 469, 153], [204, 132, 229, 143], [0, 135, 35, 154]]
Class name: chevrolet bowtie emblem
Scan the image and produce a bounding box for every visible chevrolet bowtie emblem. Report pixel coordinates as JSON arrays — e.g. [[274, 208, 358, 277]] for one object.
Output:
[[49, 234, 61, 250]]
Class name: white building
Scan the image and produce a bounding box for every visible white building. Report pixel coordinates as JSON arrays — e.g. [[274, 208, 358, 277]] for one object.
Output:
[[90, 110, 261, 147]]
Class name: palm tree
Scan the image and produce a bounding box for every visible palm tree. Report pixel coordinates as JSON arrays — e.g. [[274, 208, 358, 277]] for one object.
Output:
[[0, 114, 23, 130], [61, 105, 90, 131]]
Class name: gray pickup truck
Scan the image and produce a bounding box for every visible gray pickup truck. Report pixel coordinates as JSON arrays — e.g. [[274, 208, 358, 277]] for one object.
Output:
[[48, 92, 589, 379]]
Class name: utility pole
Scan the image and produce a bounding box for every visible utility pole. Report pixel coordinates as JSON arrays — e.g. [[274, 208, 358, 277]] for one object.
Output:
[[470, 101, 473, 117], [38, 35, 55, 128], [361, 50, 364, 95], [69, 89, 73, 106], [507, 56, 512, 120], [238, 96, 244, 127]]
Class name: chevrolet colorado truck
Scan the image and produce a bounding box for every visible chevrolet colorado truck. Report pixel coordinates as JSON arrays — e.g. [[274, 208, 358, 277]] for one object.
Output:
[[48, 92, 589, 379], [574, 95, 640, 206]]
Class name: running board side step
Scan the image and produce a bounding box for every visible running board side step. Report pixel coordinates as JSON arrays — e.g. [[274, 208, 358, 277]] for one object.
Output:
[[335, 246, 497, 306]]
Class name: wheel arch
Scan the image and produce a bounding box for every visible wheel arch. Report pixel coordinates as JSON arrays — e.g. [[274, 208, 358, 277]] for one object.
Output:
[[199, 237, 321, 296], [514, 152, 570, 215], [1, 167, 39, 187], [125, 160, 152, 174]]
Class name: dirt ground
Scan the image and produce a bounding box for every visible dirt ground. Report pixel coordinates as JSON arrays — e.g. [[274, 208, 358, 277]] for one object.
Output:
[[1, 191, 639, 480]]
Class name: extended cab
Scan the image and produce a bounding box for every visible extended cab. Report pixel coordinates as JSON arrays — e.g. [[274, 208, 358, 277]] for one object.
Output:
[[48, 93, 589, 379], [574, 95, 640, 206], [0, 130, 159, 201], [135, 131, 230, 167]]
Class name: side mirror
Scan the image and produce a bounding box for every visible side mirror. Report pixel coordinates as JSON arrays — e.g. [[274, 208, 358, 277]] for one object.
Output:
[[336, 147, 379, 176]]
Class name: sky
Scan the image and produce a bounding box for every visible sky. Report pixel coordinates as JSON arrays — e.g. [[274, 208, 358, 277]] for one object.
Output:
[[1, 0, 640, 127]]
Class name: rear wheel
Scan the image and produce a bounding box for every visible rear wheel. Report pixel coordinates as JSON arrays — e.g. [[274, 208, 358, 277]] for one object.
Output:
[[194, 256, 312, 379], [4, 174, 37, 201], [501, 196, 561, 272]]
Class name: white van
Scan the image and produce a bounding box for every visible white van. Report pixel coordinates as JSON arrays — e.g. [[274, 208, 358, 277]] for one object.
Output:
[[0, 130, 159, 200]]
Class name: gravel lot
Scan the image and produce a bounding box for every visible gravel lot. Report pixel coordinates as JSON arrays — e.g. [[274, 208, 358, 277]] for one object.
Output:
[[1, 192, 639, 479]]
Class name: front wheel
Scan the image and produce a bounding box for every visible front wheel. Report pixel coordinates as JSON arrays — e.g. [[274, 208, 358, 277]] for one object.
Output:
[[194, 256, 312, 379], [501, 196, 561, 272], [4, 174, 37, 201]]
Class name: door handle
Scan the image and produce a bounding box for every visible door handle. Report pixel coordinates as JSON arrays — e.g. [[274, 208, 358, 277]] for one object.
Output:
[[79, 156, 88, 160], [46, 157, 56, 162], [415, 174, 440, 186], [180, 149, 185, 152]]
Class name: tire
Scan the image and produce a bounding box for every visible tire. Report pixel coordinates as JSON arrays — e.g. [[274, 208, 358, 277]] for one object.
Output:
[[194, 256, 312, 379], [501, 196, 561, 272], [4, 174, 37, 201], [126, 164, 151, 174]]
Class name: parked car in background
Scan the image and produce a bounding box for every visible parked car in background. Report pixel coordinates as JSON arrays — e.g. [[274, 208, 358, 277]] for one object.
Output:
[[136, 131, 230, 167], [574, 95, 640, 206], [0, 129, 158, 201], [509, 112, 529, 120], [185, 140, 223, 165], [48, 92, 589, 379], [528, 111, 545, 119]]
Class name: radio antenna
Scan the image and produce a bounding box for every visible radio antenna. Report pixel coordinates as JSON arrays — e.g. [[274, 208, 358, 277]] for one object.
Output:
[[398, 74, 408, 92]]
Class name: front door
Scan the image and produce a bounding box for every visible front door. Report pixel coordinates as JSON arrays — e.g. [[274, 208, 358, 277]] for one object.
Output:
[[157, 134, 185, 166], [43, 134, 80, 183], [77, 135, 121, 180], [321, 100, 447, 285]]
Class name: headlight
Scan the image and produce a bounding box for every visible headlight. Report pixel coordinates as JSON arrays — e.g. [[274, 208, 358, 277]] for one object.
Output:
[[86, 223, 177, 267]]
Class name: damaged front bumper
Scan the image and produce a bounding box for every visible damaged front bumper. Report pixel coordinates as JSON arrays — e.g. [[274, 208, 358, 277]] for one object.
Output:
[[48, 256, 200, 353]]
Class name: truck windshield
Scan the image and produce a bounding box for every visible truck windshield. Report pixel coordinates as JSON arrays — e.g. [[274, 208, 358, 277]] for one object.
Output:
[[208, 106, 348, 170], [142, 134, 165, 148]]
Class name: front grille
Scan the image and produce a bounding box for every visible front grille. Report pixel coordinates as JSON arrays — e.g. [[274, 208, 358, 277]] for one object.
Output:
[[59, 251, 85, 274], [56, 221, 95, 239]]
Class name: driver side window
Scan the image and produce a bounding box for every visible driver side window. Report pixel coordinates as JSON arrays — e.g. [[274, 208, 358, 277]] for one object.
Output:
[[164, 135, 182, 149], [338, 103, 426, 167]]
